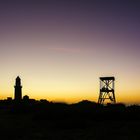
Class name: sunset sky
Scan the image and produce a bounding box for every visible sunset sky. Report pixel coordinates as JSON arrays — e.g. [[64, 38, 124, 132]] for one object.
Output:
[[0, 0, 140, 104]]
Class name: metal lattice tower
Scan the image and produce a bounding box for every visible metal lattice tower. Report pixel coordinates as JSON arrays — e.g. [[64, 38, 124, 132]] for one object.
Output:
[[98, 77, 116, 104]]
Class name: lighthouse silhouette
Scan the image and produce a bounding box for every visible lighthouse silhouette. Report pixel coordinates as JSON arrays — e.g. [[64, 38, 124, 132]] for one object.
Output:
[[14, 76, 22, 101]]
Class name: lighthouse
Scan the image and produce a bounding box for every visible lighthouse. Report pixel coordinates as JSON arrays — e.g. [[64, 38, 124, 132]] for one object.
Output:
[[14, 76, 22, 101]]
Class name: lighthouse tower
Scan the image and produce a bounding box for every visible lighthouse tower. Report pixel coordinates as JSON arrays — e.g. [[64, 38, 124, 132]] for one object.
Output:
[[14, 76, 22, 101]]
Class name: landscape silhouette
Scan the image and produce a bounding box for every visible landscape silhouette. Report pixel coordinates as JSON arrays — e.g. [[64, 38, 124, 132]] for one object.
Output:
[[0, 76, 140, 140], [0, 0, 140, 139]]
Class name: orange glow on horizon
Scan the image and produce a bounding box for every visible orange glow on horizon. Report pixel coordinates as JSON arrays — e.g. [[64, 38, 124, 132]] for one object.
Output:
[[1, 89, 140, 104]]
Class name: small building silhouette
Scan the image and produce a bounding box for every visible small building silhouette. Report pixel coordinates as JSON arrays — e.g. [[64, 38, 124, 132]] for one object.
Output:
[[14, 76, 22, 101], [23, 95, 29, 101], [7, 97, 12, 101]]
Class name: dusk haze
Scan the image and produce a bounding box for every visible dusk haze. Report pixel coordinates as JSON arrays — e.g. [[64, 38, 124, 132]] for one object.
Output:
[[0, 0, 140, 104]]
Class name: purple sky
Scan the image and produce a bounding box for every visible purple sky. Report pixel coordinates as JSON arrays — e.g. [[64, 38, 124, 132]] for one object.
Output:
[[0, 0, 140, 103]]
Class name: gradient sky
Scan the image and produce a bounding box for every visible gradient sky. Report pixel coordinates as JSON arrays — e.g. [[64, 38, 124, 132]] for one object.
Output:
[[0, 0, 140, 104]]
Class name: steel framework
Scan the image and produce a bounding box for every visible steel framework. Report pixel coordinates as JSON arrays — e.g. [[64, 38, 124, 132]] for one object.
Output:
[[98, 77, 116, 104]]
